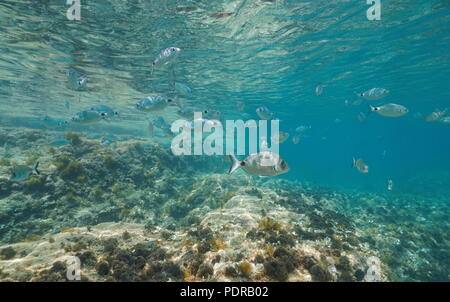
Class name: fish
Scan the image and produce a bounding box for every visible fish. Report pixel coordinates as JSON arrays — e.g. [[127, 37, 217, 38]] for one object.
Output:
[[228, 152, 290, 177], [315, 85, 324, 96], [71, 110, 103, 124], [184, 118, 222, 133], [152, 116, 173, 135], [40, 116, 68, 128], [203, 109, 221, 120], [368, 104, 408, 117], [439, 116, 450, 124], [256, 106, 275, 120], [271, 131, 289, 144], [152, 47, 181, 74], [67, 68, 87, 91], [236, 101, 245, 111], [10, 162, 40, 181], [48, 139, 70, 147], [89, 105, 119, 119], [136, 96, 173, 112], [425, 109, 447, 122], [176, 106, 196, 119], [357, 112, 367, 122], [295, 125, 310, 133], [352, 158, 369, 173], [212, 12, 234, 18], [174, 82, 191, 95], [355, 88, 389, 100], [387, 179, 393, 191], [292, 135, 301, 145]]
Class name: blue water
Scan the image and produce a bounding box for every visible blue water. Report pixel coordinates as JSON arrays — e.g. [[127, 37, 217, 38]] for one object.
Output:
[[0, 0, 449, 282]]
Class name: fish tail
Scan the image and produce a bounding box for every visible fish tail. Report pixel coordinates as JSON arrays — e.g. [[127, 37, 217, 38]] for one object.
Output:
[[228, 154, 241, 174], [34, 162, 40, 175]]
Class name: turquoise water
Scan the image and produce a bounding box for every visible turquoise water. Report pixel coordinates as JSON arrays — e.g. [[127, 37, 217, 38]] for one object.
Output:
[[0, 0, 449, 282]]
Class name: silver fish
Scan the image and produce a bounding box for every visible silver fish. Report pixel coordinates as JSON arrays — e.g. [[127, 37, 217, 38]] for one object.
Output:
[[40, 116, 68, 128], [271, 131, 289, 144], [352, 158, 368, 173], [136, 96, 173, 112], [176, 106, 196, 119], [292, 135, 301, 145], [203, 109, 221, 120], [71, 110, 103, 124], [228, 152, 290, 177], [152, 47, 181, 74], [236, 101, 245, 111], [316, 85, 324, 96], [67, 68, 87, 91], [10, 162, 40, 181], [48, 139, 70, 147], [89, 105, 119, 119], [174, 82, 191, 95], [356, 88, 389, 100], [256, 106, 274, 120], [368, 104, 408, 117], [152, 116, 173, 135]]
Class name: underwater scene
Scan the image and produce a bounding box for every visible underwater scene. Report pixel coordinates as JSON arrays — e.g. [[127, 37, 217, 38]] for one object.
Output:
[[0, 0, 449, 283]]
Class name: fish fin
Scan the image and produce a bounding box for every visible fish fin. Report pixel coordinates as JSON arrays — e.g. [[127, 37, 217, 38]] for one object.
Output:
[[34, 162, 40, 175], [228, 154, 241, 174]]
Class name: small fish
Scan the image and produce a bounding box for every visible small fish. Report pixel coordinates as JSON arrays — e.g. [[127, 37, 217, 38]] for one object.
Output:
[[357, 112, 367, 122], [295, 125, 310, 133], [10, 162, 40, 181], [203, 109, 221, 120], [48, 139, 70, 147], [136, 96, 173, 112], [260, 138, 269, 151], [368, 104, 408, 117], [152, 47, 181, 74], [292, 135, 301, 145], [67, 68, 87, 91], [174, 82, 191, 95], [152, 116, 173, 135], [352, 158, 369, 173], [439, 116, 450, 124], [425, 109, 447, 122], [40, 116, 68, 128], [71, 110, 103, 124], [228, 152, 290, 177], [212, 12, 234, 18], [315, 85, 324, 96], [236, 101, 245, 111], [176, 106, 196, 119], [271, 131, 289, 144], [89, 105, 119, 119], [387, 179, 393, 191], [256, 106, 275, 120], [355, 88, 389, 100], [184, 119, 221, 133], [173, 6, 197, 12]]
